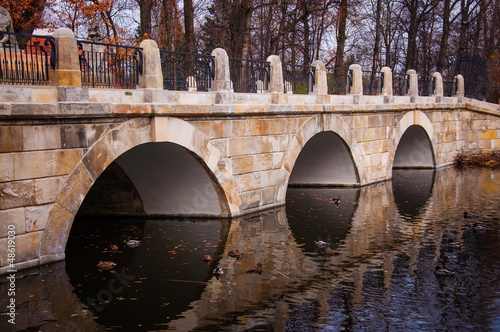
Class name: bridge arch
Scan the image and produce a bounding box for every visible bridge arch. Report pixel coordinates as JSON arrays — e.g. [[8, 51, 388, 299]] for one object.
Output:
[[277, 114, 363, 202], [388, 110, 436, 173], [40, 117, 241, 264]]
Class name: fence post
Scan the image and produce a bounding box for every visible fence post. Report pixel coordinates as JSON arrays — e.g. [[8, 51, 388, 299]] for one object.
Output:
[[138, 39, 162, 89], [406, 69, 418, 97], [210, 48, 234, 103], [347, 64, 362, 95], [266, 55, 287, 103], [432, 72, 443, 100], [311, 60, 328, 94], [454, 74, 464, 102], [381, 67, 393, 96], [49, 27, 81, 87]]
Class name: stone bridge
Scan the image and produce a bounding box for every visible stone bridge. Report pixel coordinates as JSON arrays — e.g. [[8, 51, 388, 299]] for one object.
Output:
[[0, 28, 499, 275]]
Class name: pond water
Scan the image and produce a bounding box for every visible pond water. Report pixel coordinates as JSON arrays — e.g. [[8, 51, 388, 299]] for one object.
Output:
[[1, 167, 499, 331]]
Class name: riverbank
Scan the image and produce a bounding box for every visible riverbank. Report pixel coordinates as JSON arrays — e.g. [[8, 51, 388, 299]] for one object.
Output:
[[454, 150, 500, 168]]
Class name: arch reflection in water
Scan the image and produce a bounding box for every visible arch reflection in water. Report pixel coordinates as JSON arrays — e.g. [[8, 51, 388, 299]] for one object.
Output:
[[392, 169, 435, 219]]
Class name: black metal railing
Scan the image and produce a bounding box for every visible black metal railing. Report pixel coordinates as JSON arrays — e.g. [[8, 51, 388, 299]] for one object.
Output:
[[282, 63, 314, 94], [393, 72, 409, 96], [161, 50, 214, 92], [326, 67, 349, 95], [78, 40, 142, 89], [418, 75, 434, 96], [0, 31, 55, 85], [229, 58, 269, 93], [362, 70, 383, 95]]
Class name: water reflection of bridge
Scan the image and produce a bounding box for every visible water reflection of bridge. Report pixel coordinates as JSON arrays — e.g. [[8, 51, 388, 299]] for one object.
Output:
[[2, 168, 493, 330]]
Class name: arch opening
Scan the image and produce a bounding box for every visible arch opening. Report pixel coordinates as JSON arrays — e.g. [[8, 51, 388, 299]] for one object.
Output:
[[288, 132, 359, 186], [78, 142, 225, 217], [393, 125, 435, 169]]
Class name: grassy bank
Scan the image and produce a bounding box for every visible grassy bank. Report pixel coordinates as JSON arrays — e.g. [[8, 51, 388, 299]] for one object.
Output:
[[454, 151, 500, 168]]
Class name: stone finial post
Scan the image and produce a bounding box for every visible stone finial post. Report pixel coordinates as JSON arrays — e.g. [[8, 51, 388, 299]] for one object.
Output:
[[266, 55, 287, 103], [49, 28, 81, 87], [311, 60, 328, 95], [210, 48, 231, 92], [454, 74, 464, 98], [380, 67, 393, 96], [266, 55, 284, 93], [406, 69, 418, 96], [347, 64, 362, 95], [138, 39, 163, 89], [432, 72, 443, 97]]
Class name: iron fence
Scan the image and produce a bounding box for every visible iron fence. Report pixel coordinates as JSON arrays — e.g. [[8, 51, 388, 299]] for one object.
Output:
[[78, 40, 142, 89], [443, 78, 456, 97], [393, 72, 409, 96], [326, 67, 349, 95], [161, 50, 214, 91], [362, 70, 383, 95], [0, 30, 55, 85], [229, 58, 269, 93], [282, 63, 314, 94]]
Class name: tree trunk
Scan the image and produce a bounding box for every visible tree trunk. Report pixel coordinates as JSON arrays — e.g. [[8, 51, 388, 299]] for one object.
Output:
[[437, 0, 454, 73], [139, 0, 153, 39], [183, 0, 195, 52], [405, 0, 418, 71], [371, 0, 382, 90], [335, 0, 347, 69]]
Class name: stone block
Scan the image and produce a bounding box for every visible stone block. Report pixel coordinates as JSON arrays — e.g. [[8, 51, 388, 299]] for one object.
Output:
[[261, 186, 276, 206], [23, 125, 61, 151], [26, 204, 51, 232], [232, 155, 254, 175], [32, 88, 57, 103], [0, 153, 13, 182], [60, 124, 87, 148], [11, 103, 58, 115], [0, 207, 26, 237], [0, 180, 34, 210], [34, 176, 66, 205], [57, 87, 89, 101], [56, 163, 93, 215], [228, 137, 246, 157], [14, 151, 56, 180], [239, 190, 262, 210], [0, 126, 23, 152]]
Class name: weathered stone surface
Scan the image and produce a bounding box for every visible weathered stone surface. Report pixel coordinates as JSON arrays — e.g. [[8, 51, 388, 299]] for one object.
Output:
[[34, 176, 67, 205], [0, 180, 34, 210], [23, 125, 61, 151], [0, 126, 23, 152], [26, 204, 51, 232], [0, 153, 13, 182], [0, 207, 25, 237]]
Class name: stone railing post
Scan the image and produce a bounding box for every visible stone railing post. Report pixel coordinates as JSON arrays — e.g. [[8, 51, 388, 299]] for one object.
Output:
[[138, 39, 163, 89], [454, 74, 464, 101], [49, 27, 81, 87], [266, 55, 287, 103], [381, 67, 393, 96], [406, 69, 418, 97], [210, 48, 234, 103], [347, 64, 362, 95], [432, 72, 443, 100], [311, 60, 328, 94]]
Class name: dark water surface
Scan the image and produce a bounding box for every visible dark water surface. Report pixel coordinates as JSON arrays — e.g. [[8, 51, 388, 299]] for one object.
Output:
[[1, 167, 499, 331]]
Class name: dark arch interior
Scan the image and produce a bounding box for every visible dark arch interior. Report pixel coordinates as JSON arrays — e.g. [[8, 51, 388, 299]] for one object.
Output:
[[393, 125, 435, 169], [78, 142, 224, 217], [288, 131, 359, 186]]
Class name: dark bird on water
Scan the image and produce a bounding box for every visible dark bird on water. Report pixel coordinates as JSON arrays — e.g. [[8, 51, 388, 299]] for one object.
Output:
[[464, 212, 479, 218], [332, 196, 341, 205], [247, 263, 263, 274]]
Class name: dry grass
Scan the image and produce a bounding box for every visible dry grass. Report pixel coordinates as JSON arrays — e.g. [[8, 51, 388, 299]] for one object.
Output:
[[454, 151, 500, 168]]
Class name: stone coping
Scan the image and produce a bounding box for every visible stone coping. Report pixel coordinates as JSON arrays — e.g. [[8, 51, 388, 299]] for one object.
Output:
[[0, 86, 498, 119]]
